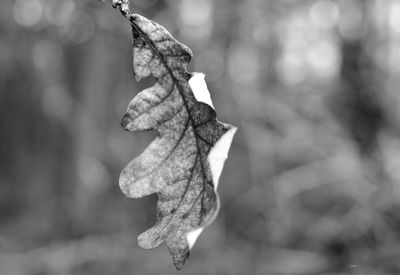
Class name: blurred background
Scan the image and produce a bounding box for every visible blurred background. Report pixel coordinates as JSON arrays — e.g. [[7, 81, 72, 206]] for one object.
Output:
[[2, 0, 400, 274]]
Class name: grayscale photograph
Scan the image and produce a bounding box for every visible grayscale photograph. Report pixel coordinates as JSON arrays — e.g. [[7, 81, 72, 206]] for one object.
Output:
[[1, 0, 400, 274]]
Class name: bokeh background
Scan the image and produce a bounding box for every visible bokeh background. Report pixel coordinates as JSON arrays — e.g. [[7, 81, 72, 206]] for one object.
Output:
[[2, 0, 400, 274]]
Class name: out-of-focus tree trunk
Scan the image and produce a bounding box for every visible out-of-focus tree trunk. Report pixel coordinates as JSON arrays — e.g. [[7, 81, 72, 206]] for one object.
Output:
[[328, 0, 394, 207], [330, 0, 384, 157]]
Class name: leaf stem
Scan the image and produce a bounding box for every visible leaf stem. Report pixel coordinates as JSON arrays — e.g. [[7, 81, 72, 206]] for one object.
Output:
[[111, 0, 132, 19]]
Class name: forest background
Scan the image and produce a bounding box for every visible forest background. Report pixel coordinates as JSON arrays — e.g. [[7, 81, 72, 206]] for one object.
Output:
[[2, 0, 400, 274]]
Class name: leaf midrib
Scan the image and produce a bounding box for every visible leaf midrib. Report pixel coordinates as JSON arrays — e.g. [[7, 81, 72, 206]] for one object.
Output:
[[129, 17, 213, 210]]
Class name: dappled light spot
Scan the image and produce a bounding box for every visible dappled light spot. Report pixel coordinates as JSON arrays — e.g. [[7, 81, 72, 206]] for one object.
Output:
[[309, 0, 340, 30], [48, 0, 75, 27], [307, 40, 340, 79], [179, 0, 212, 27], [338, 1, 365, 40], [179, 0, 213, 40], [389, 2, 400, 34], [277, 51, 305, 85], [13, 0, 43, 28]]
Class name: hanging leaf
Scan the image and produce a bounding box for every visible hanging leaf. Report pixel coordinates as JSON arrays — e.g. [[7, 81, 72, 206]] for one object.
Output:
[[117, 11, 236, 270]]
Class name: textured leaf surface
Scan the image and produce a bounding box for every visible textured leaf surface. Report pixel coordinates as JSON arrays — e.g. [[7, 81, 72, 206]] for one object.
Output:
[[119, 13, 236, 269]]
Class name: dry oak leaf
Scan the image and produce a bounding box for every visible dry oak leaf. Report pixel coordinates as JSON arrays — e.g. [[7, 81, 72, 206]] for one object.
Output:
[[119, 14, 237, 269]]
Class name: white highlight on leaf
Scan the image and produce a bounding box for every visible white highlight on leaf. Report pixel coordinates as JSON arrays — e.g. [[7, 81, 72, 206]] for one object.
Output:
[[208, 126, 237, 189], [185, 125, 237, 249], [186, 228, 203, 249], [189, 73, 214, 109]]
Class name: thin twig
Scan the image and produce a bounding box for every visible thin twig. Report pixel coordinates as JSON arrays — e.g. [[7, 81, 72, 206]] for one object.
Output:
[[111, 0, 132, 19]]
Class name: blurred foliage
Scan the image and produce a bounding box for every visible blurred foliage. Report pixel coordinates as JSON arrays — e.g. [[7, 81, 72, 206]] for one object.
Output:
[[2, 0, 400, 274]]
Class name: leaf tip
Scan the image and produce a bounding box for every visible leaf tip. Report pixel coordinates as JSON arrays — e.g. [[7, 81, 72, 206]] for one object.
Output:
[[118, 171, 132, 197], [118, 168, 144, 198], [138, 229, 164, 249], [172, 249, 190, 270]]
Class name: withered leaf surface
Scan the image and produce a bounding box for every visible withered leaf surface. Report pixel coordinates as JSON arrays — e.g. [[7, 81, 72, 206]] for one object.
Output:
[[119, 14, 236, 269]]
